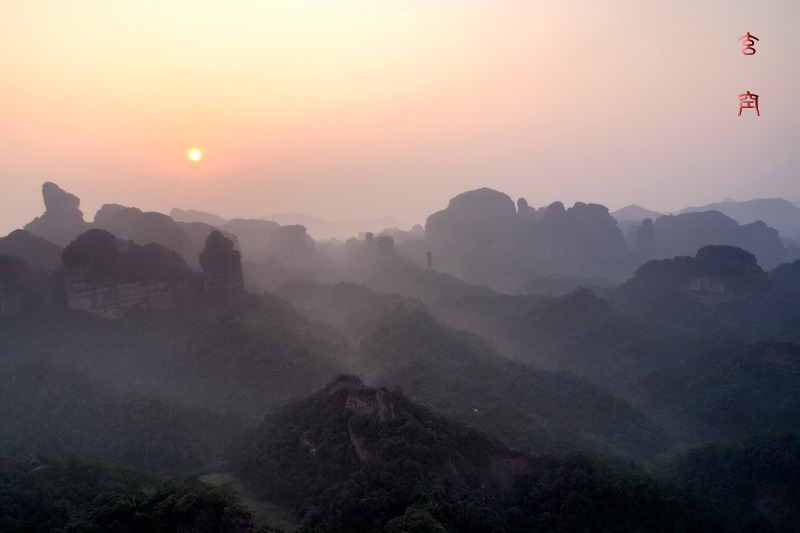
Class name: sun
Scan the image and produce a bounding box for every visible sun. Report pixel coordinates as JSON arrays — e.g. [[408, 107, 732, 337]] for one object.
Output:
[[187, 148, 202, 162]]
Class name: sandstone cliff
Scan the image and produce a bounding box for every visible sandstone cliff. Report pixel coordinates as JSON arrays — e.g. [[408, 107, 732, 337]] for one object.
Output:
[[62, 229, 195, 319], [199, 231, 244, 295], [425, 188, 630, 290], [619, 245, 769, 305], [648, 211, 785, 270]]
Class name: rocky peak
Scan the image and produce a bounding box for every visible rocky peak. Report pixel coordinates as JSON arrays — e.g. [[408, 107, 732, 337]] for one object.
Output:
[[267, 225, 314, 266], [24, 182, 90, 246], [199, 231, 244, 295], [517, 197, 536, 216], [542, 201, 567, 219], [695, 245, 761, 274], [619, 244, 769, 305], [651, 210, 784, 269], [345, 387, 400, 423], [446, 188, 517, 217], [324, 374, 365, 394], [42, 182, 81, 215], [633, 218, 654, 262], [424, 189, 632, 290], [375, 235, 396, 258]]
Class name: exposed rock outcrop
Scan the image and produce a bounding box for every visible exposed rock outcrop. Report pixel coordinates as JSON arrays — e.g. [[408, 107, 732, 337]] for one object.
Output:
[[516, 197, 537, 216], [650, 211, 784, 269], [242, 375, 532, 516], [218, 219, 279, 260], [62, 229, 195, 319], [425, 188, 532, 291], [633, 218, 654, 263], [426, 188, 630, 290], [345, 386, 399, 423], [24, 182, 90, 246], [199, 231, 244, 295], [619, 245, 770, 305], [317, 375, 530, 494], [178, 222, 239, 268], [375, 235, 396, 259], [266, 224, 314, 266]]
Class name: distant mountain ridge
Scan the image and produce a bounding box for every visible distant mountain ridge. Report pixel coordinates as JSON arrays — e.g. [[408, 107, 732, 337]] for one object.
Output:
[[611, 204, 663, 222], [172, 207, 414, 241], [680, 198, 800, 239], [0, 229, 62, 271], [11, 183, 799, 297]]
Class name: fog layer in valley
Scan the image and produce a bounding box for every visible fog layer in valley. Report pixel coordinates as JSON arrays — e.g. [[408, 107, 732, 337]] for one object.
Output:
[[2, 181, 800, 531]]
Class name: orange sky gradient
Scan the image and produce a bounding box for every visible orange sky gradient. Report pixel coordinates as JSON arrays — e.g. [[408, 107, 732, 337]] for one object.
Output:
[[1, 1, 799, 235]]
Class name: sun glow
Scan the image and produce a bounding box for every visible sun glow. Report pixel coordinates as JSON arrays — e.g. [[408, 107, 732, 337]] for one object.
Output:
[[187, 148, 202, 162]]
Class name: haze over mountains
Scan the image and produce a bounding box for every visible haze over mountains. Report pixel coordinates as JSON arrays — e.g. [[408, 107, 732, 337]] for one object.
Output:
[[5, 0, 800, 529], [3, 181, 800, 531]]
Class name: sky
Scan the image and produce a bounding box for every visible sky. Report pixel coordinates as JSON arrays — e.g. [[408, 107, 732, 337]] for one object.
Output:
[[1, 0, 799, 235]]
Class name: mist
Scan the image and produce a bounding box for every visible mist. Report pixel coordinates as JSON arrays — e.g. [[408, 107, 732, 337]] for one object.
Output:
[[3, 2, 800, 531]]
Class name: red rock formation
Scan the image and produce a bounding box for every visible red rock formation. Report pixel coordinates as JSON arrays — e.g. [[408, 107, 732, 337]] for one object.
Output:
[[63, 229, 194, 319]]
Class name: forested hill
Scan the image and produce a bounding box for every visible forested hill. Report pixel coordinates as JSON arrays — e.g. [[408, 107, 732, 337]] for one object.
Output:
[[0, 360, 237, 474], [0, 456, 267, 532], [236, 375, 736, 532], [664, 434, 800, 531], [278, 281, 668, 461]]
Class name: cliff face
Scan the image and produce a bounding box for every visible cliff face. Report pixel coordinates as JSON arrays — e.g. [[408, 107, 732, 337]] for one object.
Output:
[[317, 375, 530, 497], [178, 222, 239, 269], [650, 211, 785, 270], [425, 188, 630, 290], [64, 268, 179, 319], [199, 231, 244, 295], [23, 183, 90, 246], [266, 224, 314, 266], [619, 245, 770, 305], [63, 229, 195, 319]]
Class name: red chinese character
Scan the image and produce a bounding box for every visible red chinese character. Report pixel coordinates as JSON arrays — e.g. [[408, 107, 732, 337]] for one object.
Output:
[[738, 32, 759, 55], [738, 91, 760, 116]]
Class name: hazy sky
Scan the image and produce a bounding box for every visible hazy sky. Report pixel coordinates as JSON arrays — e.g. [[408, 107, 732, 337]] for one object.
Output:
[[2, 0, 799, 235]]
